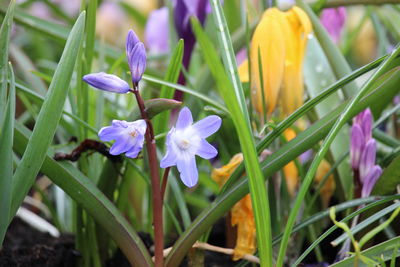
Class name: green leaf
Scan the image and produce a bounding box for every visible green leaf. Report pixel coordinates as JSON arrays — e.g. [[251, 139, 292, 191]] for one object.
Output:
[[153, 39, 184, 136], [13, 123, 153, 266], [143, 74, 228, 114], [304, 36, 352, 199], [0, 64, 15, 244], [130, 98, 182, 121], [10, 12, 86, 218], [372, 155, 400, 195], [330, 237, 400, 267], [0, 0, 15, 129]]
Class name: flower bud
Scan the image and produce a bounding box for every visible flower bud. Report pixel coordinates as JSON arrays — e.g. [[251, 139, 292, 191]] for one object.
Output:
[[126, 30, 147, 83], [359, 139, 377, 182], [83, 72, 130, 93], [350, 124, 365, 170], [361, 165, 382, 198]]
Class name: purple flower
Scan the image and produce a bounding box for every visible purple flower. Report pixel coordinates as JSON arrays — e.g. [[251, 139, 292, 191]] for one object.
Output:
[[99, 119, 147, 158], [174, 0, 208, 41], [83, 72, 130, 93], [361, 165, 382, 198], [160, 107, 222, 187], [145, 7, 169, 54], [126, 30, 147, 83], [350, 108, 382, 197], [320, 7, 346, 44]]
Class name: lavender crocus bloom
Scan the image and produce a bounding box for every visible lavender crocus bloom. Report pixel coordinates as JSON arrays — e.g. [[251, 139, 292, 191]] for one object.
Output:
[[160, 107, 222, 187], [320, 7, 346, 44], [350, 108, 382, 197], [99, 119, 147, 158], [83, 72, 130, 93], [126, 30, 147, 83], [145, 7, 169, 54]]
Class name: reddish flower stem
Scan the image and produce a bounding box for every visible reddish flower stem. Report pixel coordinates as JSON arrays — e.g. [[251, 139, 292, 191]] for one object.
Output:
[[131, 86, 164, 267]]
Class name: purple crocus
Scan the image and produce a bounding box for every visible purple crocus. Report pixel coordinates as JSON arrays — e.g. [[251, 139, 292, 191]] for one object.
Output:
[[320, 7, 346, 44], [126, 30, 147, 83], [145, 7, 169, 54], [160, 107, 222, 187], [83, 72, 130, 93], [99, 119, 147, 158], [350, 108, 382, 197]]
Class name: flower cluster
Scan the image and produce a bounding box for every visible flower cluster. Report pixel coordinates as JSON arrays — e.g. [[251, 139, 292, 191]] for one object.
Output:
[[83, 29, 221, 188], [350, 108, 382, 197]]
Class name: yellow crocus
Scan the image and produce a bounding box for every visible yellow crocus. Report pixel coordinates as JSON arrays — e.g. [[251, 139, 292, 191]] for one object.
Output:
[[250, 7, 312, 117], [212, 154, 256, 261], [282, 128, 298, 196]]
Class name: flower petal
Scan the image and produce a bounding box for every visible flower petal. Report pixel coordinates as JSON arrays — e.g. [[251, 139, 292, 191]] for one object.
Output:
[[196, 139, 217, 159], [359, 139, 377, 182], [177, 156, 198, 187], [160, 148, 177, 168], [83, 72, 130, 93], [109, 135, 131, 155], [176, 107, 193, 129], [98, 126, 122, 142], [192, 115, 222, 138], [350, 124, 365, 170], [125, 135, 144, 158], [361, 165, 382, 198]]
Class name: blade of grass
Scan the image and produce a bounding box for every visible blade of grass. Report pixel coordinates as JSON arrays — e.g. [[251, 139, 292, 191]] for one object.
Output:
[[13, 123, 153, 266], [0, 0, 15, 128], [0, 64, 15, 244], [275, 34, 400, 267], [196, 2, 273, 264], [10, 12, 86, 218]]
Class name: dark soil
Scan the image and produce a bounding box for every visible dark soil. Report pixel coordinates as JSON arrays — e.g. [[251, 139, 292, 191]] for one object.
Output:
[[0, 218, 78, 267]]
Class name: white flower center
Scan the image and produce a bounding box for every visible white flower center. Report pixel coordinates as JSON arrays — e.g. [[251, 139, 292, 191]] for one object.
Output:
[[171, 127, 200, 157], [177, 139, 190, 150], [129, 130, 138, 138]]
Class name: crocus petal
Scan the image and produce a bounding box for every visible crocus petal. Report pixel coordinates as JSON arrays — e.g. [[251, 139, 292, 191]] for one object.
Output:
[[359, 139, 377, 182], [177, 156, 198, 187], [361, 165, 382, 198], [350, 124, 365, 170], [361, 108, 373, 141], [176, 107, 193, 129], [192, 115, 222, 138], [83, 72, 130, 93], [145, 7, 169, 54], [196, 139, 218, 159], [320, 7, 346, 44]]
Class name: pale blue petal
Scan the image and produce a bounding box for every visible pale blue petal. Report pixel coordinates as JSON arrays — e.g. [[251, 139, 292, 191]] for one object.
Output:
[[125, 135, 144, 158], [192, 115, 221, 138], [196, 139, 217, 159], [177, 156, 198, 187], [110, 135, 131, 155], [160, 149, 177, 168], [98, 126, 122, 142], [176, 107, 193, 129]]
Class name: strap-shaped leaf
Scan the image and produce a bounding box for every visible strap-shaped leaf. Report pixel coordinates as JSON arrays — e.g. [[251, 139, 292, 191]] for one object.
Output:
[[10, 12, 86, 218], [0, 64, 15, 244]]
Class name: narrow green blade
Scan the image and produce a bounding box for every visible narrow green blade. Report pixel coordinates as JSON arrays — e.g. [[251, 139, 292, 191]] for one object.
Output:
[[0, 64, 15, 244], [10, 12, 86, 218]]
